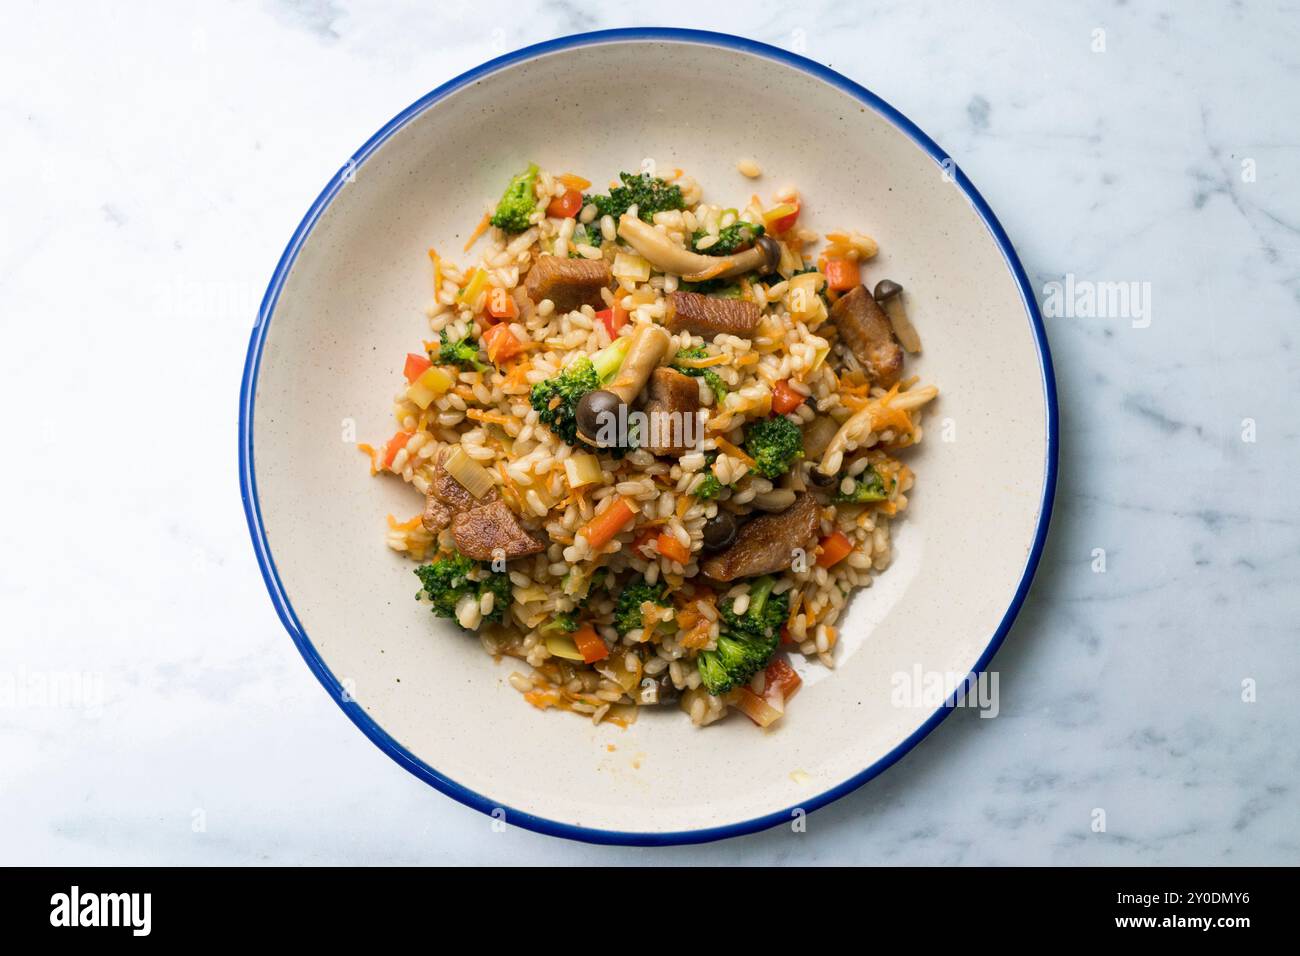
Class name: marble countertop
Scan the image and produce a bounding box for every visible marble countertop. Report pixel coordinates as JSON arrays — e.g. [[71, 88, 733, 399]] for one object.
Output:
[[3, 1, 1297, 865]]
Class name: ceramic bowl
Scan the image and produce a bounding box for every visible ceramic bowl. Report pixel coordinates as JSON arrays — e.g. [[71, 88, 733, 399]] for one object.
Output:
[[240, 29, 1057, 844]]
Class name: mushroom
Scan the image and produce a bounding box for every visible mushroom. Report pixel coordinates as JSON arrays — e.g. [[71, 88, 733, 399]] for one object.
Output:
[[873, 279, 922, 353], [817, 385, 939, 474], [617, 214, 780, 281], [576, 323, 672, 446]]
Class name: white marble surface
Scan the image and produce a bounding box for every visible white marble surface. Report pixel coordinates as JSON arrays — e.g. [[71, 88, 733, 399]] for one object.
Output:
[[3, 1, 1297, 864]]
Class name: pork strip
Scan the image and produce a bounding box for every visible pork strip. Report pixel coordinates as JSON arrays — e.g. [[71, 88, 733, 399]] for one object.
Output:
[[452, 499, 546, 561], [830, 285, 903, 386], [701, 494, 821, 582], [641, 367, 702, 457], [666, 291, 762, 338], [524, 255, 610, 313]]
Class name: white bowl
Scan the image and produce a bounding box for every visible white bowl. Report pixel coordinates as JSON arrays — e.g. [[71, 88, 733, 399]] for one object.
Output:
[[240, 29, 1057, 844]]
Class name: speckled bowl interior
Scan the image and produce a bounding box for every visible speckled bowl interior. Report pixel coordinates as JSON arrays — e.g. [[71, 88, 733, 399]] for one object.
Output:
[[244, 33, 1052, 841]]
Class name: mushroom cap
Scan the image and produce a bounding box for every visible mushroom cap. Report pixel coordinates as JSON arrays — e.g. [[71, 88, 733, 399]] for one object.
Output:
[[873, 278, 903, 302]]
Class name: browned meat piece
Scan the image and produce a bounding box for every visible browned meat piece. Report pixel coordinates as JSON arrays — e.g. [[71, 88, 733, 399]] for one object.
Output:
[[830, 285, 903, 386], [665, 291, 762, 338], [422, 496, 453, 533], [421, 449, 499, 533], [524, 256, 610, 313], [701, 494, 821, 582], [641, 367, 702, 456], [452, 499, 546, 561]]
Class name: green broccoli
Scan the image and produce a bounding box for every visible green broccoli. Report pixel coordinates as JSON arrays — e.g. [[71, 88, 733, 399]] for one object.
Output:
[[692, 221, 764, 256], [438, 329, 487, 373], [529, 338, 632, 446], [834, 465, 889, 503], [414, 552, 509, 627], [693, 470, 723, 500], [744, 415, 804, 479], [585, 171, 685, 227], [671, 346, 729, 402], [678, 279, 745, 298], [540, 611, 580, 634], [691, 452, 726, 500], [696, 576, 788, 695], [612, 577, 670, 636], [489, 163, 540, 232]]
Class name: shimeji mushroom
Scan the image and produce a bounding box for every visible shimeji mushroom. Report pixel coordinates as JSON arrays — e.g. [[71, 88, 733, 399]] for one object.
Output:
[[873, 279, 922, 353], [617, 214, 780, 282]]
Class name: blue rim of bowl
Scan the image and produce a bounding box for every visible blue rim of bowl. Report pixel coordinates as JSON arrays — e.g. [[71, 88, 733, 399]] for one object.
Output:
[[239, 27, 1059, 847]]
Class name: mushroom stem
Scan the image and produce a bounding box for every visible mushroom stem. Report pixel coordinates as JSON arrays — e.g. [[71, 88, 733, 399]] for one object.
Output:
[[617, 215, 772, 280]]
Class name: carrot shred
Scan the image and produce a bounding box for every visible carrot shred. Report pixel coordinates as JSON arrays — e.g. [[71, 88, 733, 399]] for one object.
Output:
[[713, 436, 756, 469], [580, 496, 636, 550], [463, 213, 491, 253], [466, 408, 514, 427], [557, 172, 592, 191], [356, 442, 379, 476], [675, 352, 729, 369]]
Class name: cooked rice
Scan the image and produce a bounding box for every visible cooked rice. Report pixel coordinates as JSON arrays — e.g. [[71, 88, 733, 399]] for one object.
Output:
[[368, 164, 938, 730]]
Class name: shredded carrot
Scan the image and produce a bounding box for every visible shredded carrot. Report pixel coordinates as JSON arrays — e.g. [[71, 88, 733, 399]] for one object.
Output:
[[675, 352, 730, 369], [386, 513, 423, 532], [557, 172, 592, 191], [713, 436, 756, 469], [496, 461, 522, 510], [356, 442, 379, 476], [427, 248, 442, 293], [734, 353, 760, 367], [664, 168, 684, 182], [676, 495, 691, 519], [463, 213, 491, 253], [466, 408, 514, 427]]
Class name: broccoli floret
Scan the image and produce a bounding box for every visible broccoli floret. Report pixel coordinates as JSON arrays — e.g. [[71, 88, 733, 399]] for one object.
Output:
[[529, 339, 632, 446], [833, 465, 888, 503], [612, 577, 670, 636], [414, 552, 509, 627], [585, 171, 685, 226], [690, 451, 726, 500], [678, 278, 745, 297], [745, 415, 804, 479], [489, 163, 540, 232], [692, 221, 764, 256], [541, 611, 580, 634], [693, 471, 723, 500], [697, 576, 788, 695], [671, 347, 729, 402], [438, 330, 486, 373], [479, 572, 510, 625]]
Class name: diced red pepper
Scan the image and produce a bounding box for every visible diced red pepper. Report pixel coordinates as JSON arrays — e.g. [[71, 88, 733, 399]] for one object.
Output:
[[382, 431, 412, 468], [771, 379, 804, 415], [764, 656, 802, 702], [546, 189, 584, 219], [771, 201, 799, 234], [486, 287, 519, 320], [595, 302, 629, 340], [403, 353, 432, 383], [482, 323, 524, 365], [823, 257, 859, 292], [572, 624, 609, 664], [816, 531, 853, 568]]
